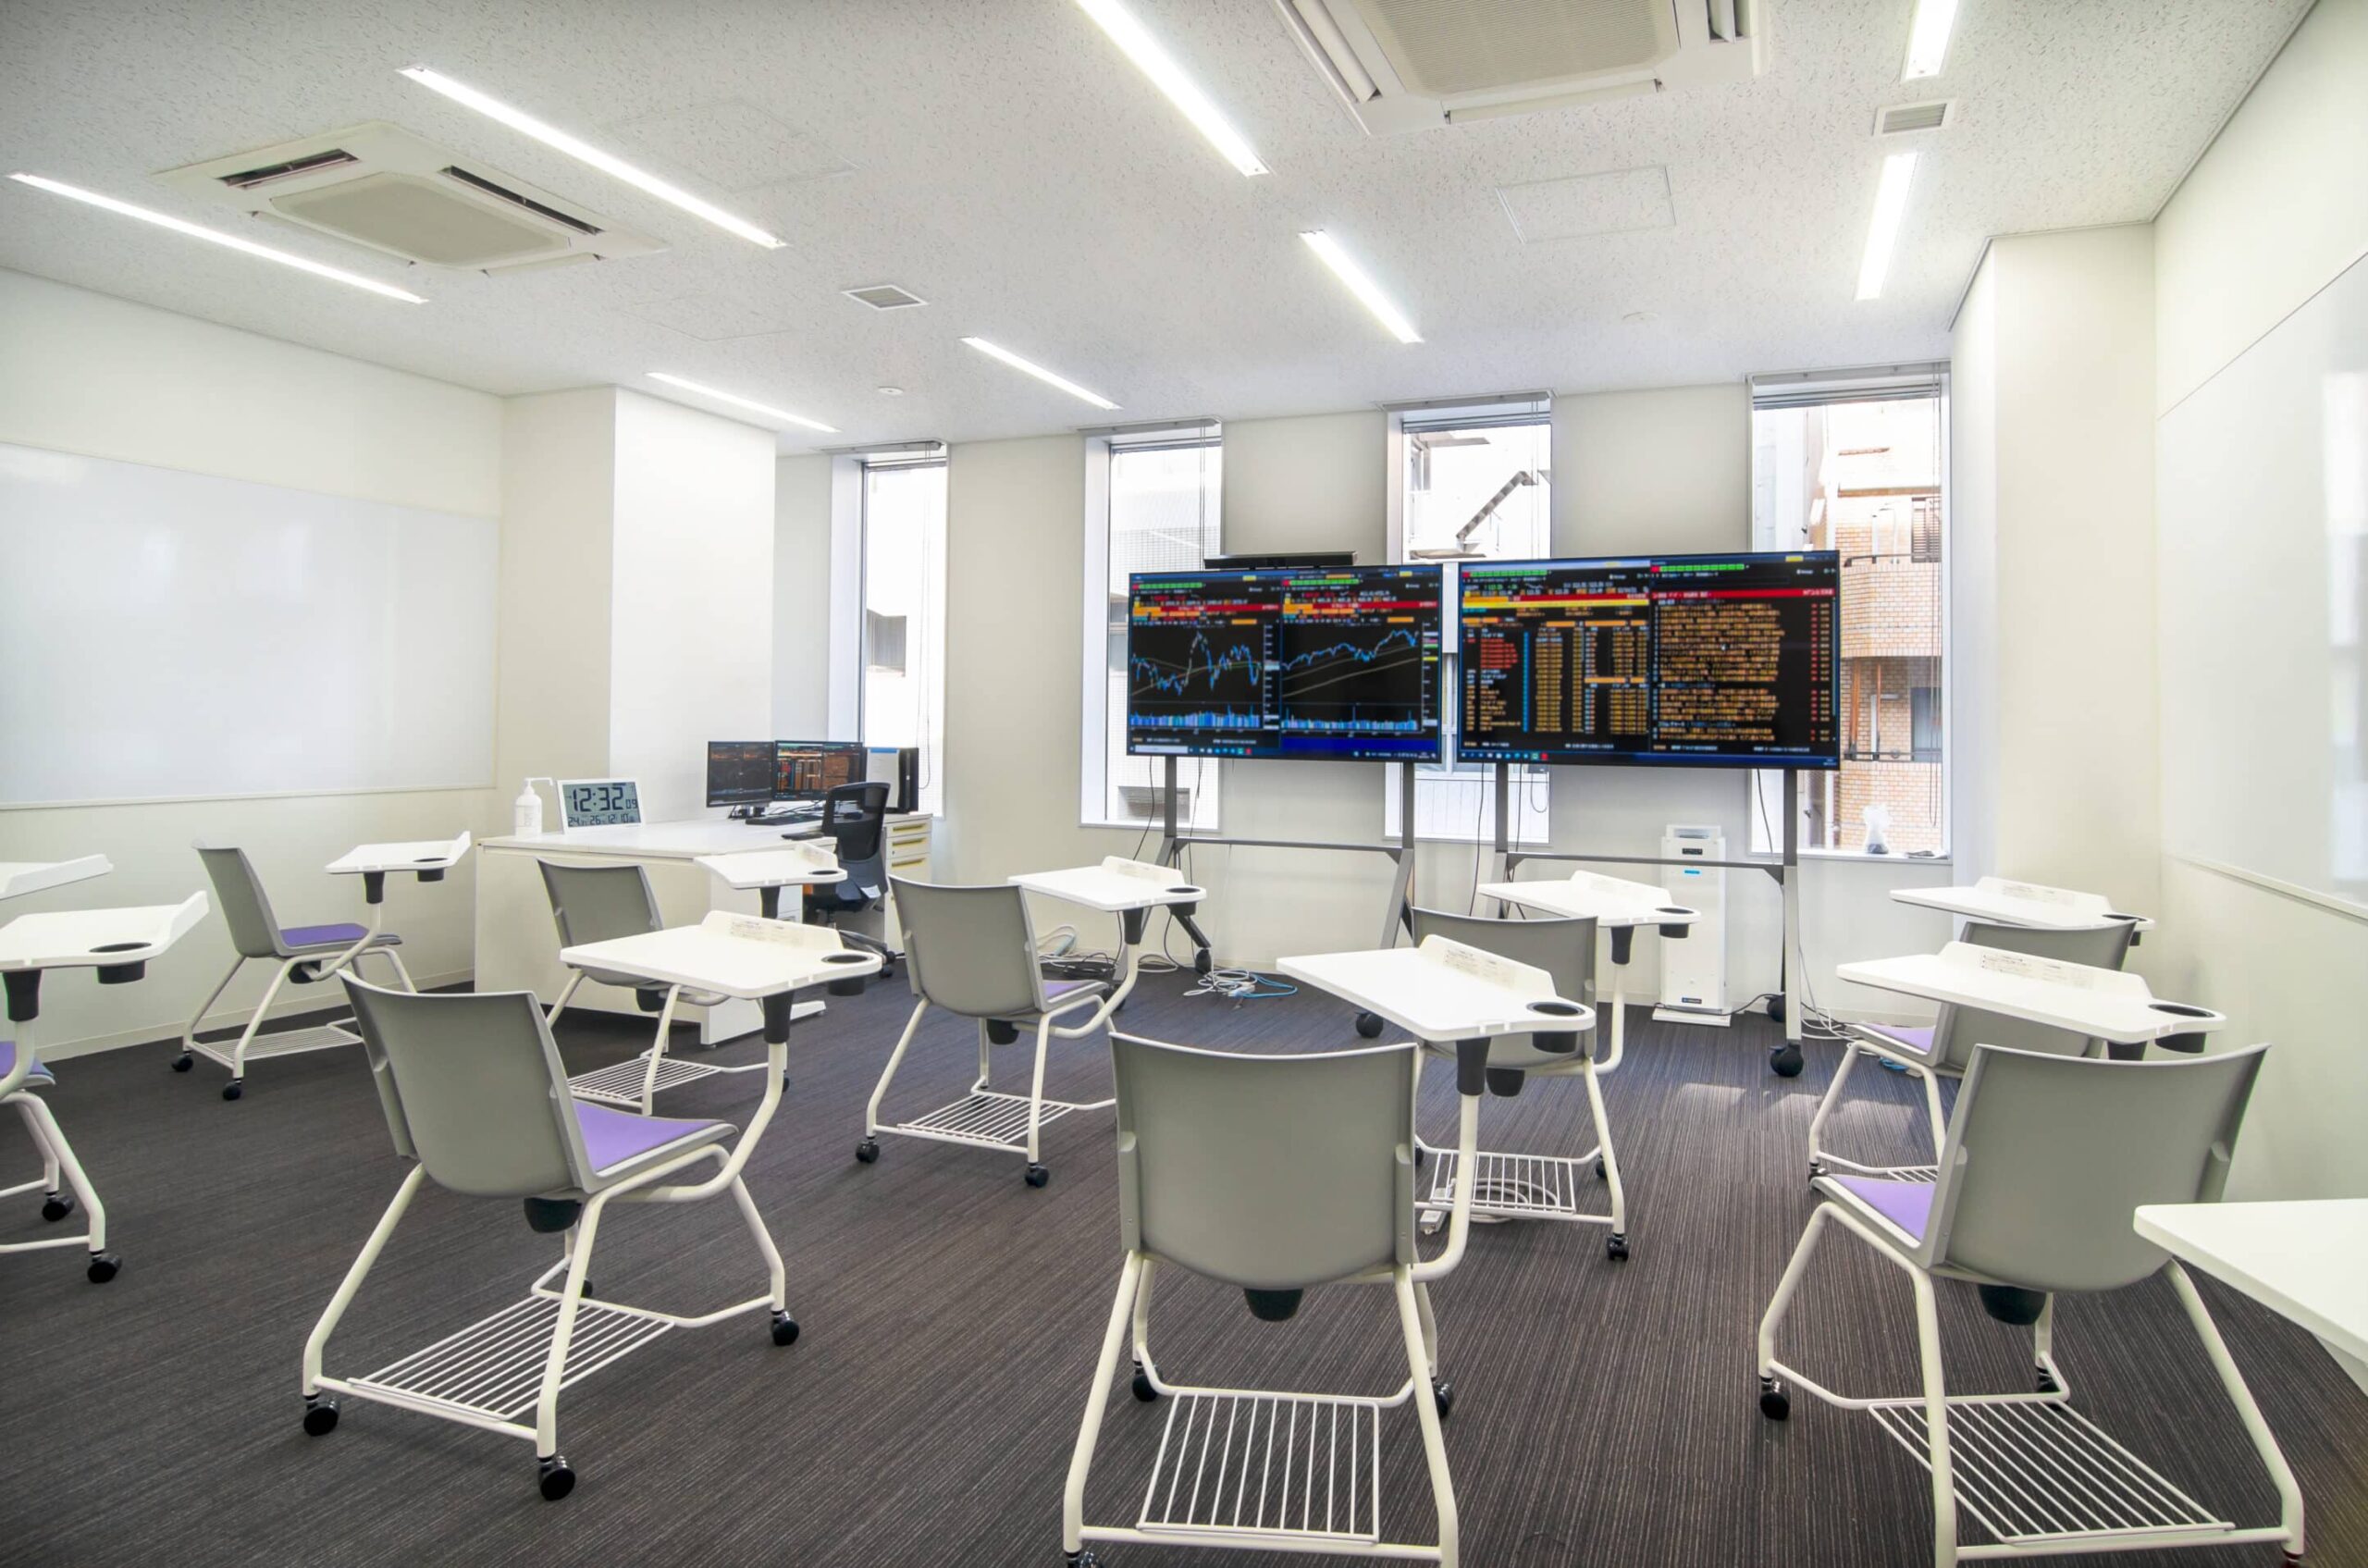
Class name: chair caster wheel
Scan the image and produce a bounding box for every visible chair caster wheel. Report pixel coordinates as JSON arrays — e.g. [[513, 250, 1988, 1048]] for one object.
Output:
[[1025, 1164, 1050, 1189], [1354, 1010, 1384, 1039], [1595, 1156, 1608, 1180], [1606, 1234, 1630, 1261], [1432, 1378, 1454, 1419], [1066, 1552, 1101, 1567], [537, 1456, 575, 1500], [222, 1080, 244, 1101], [1412, 1145, 1426, 1167], [1131, 1368, 1159, 1402], [1758, 1378, 1789, 1420], [302, 1396, 339, 1436], [856, 1139, 880, 1165], [1770, 1045, 1804, 1079], [41, 1192, 75, 1222], [171, 1053, 193, 1072], [771, 1311, 800, 1347], [86, 1252, 120, 1284], [1193, 951, 1213, 976]]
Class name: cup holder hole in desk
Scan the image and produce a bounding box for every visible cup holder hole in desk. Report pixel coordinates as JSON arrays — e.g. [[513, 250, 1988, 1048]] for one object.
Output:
[[821, 951, 870, 965], [1658, 907, 1691, 917], [1527, 1000, 1582, 1018], [2149, 1001, 2212, 1018], [1168, 885, 1200, 896], [89, 942, 143, 953]]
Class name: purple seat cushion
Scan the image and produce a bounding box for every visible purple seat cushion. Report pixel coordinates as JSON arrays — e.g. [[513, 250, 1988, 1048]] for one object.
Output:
[[1832, 1176, 1933, 1242], [1044, 979, 1099, 997], [574, 1102, 727, 1175], [1868, 1023, 1934, 1054], [282, 922, 374, 950], [0, 1041, 53, 1088]]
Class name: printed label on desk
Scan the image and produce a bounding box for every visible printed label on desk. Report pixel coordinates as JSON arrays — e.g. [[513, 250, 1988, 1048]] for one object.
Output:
[[1969, 948, 2093, 988], [710, 912, 839, 951], [1420, 935, 1546, 995], [1103, 856, 1178, 884], [1992, 880, 2082, 907]]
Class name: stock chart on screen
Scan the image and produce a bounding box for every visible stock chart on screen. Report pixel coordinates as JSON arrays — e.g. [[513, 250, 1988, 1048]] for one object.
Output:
[[1127, 565, 1443, 760], [1457, 551, 1839, 769]]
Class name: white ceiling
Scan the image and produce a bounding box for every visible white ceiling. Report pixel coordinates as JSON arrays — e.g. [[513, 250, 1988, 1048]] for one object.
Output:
[[0, 0, 2309, 451]]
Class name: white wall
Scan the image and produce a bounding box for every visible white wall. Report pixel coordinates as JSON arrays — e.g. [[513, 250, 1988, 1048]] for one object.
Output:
[[2150, 0, 2368, 1208], [773, 453, 833, 737], [1950, 262, 2002, 889], [496, 388, 616, 794], [0, 269, 504, 1055], [607, 390, 775, 821]]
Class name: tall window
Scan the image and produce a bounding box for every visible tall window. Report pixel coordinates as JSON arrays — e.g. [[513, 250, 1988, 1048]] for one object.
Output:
[[1748, 367, 1948, 855], [860, 456, 946, 815], [1082, 430, 1223, 830], [1387, 397, 1552, 846]]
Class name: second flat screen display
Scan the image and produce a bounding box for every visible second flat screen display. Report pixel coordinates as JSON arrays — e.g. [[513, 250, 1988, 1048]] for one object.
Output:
[[1458, 551, 1840, 768], [1128, 564, 1444, 760]]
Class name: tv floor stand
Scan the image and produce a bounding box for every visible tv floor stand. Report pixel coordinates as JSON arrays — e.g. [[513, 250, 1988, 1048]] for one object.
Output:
[[1483, 763, 1808, 1076]]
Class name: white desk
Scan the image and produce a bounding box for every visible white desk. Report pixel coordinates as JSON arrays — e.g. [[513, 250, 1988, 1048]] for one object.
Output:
[[1839, 942, 2225, 1055], [697, 846, 845, 921], [1892, 877, 2152, 936], [1010, 858, 1204, 1012], [0, 857, 113, 903], [478, 816, 922, 1042], [1, 894, 212, 1072], [2134, 1200, 2368, 1364], [1481, 869, 1696, 1067], [561, 912, 882, 1007]]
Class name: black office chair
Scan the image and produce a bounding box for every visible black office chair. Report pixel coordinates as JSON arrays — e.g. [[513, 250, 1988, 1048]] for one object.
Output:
[[804, 783, 894, 977]]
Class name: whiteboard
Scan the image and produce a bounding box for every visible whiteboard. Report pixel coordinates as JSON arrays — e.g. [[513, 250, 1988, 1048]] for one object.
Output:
[[2158, 252, 2368, 911], [0, 443, 498, 804]]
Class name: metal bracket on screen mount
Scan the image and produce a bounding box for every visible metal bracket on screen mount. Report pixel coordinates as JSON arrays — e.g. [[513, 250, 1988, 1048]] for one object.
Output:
[[1483, 762, 1807, 1075], [1152, 754, 1421, 985]]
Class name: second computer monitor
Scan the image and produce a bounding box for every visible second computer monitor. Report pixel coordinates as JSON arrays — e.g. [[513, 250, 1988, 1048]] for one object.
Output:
[[774, 741, 867, 801], [707, 741, 778, 808]]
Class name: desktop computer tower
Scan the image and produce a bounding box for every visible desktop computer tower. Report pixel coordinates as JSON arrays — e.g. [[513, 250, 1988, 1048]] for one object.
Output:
[[867, 747, 919, 815]]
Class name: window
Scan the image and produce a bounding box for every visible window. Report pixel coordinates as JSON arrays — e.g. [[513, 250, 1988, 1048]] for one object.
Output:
[[1387, 397, 1552, 846], [1081, 430, 1223, 830], [1747, 366, 1949, 856], [859, 456, 946, 815]]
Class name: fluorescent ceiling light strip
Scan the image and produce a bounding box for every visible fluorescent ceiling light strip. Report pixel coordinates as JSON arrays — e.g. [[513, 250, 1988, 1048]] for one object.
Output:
[[648, 372, 837, 433], [1300, 231, 1420, 343], [1902, 0, 1960, 80], [1856, 152, 1918, 301], [1074, 0, 1268, 176], [401, 67, 783, 248], [960, 337, 1119, 410], [6, 173, 426, 302]]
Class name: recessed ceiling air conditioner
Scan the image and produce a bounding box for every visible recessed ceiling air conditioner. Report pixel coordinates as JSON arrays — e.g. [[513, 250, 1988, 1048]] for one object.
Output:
[[158, 122, 663, 274], [1276, 0, 1765, 134]]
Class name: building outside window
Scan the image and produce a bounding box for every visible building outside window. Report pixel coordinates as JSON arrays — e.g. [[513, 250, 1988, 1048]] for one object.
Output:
[[1388, 395, 1551, 845], [860, 455, 946, 816], [1083, 429, 1223, 830], [1748, 366, 1948, 855]]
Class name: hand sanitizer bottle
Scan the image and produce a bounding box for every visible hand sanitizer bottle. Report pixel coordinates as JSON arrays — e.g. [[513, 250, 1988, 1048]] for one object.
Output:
[[513, 779, 545, 837]]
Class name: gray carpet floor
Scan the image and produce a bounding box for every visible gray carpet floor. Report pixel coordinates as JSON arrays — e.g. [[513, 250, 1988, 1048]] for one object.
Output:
[[3, 969, 2362, 1567]]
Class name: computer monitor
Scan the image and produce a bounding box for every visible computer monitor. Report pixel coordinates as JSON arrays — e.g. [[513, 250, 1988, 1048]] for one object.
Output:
[[1125, 562, 1445, 761], [706, 740, 777, 808], [1456, 549, 1841, 769], [773, 740, 868, 801]]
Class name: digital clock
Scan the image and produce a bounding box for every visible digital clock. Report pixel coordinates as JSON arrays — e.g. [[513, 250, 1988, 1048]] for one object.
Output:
[[556, 778, 643, 830]]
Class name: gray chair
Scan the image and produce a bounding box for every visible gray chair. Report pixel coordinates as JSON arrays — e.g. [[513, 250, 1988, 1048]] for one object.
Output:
[[1405, 906, 1632, 1261], [1, 1039, 117, 1283], [1759, 1042, 2302, 1567], [1809, 919, 2139, 1181], [859, 877, 1114, 1188], [537, 859, 732, 1114], [1062, 1032, 1461, 1566], [302, 976, 796, 1502], [177, 842, 413, 1100]]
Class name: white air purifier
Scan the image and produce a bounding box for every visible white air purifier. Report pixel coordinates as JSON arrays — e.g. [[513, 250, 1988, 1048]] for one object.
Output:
[[1654, 824, 1729, 1026]]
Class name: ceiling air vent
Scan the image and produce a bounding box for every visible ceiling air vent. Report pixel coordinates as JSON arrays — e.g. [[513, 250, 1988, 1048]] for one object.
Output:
[[159, 122, 663, 274], [1874, 99, 1954, 136], [844, 283, 927, 310], [1277, 0, 1765, 135]]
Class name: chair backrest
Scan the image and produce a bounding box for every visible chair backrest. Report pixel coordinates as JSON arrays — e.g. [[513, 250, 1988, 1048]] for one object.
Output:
[[1407, 906, 1597, 1052], [192, 842, 284, 958], [1930, 919, 2137, 1069], [1113, 1031, 1417, 1288], [1927, 1042, 2268, 1293], [822, 782, 889, 860], [890, 877, 1043, 1016], [536, 860, 662, 949], [340, 975, 595, 1198]]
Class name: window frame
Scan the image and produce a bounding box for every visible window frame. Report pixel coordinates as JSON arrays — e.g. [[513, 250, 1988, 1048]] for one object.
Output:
[[1745, 364, 1953, 861], [1079, 423, 1225, 833], [854, 452, 948, 817], [1384, 395, 1554, 849]]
